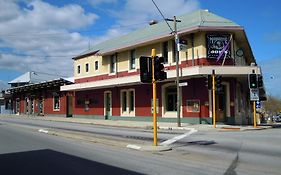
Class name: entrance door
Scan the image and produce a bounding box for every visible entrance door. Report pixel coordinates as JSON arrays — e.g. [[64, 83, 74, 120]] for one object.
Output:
[[216, 85, 226, 122], [104, 92, 112, 119], [66, 96, 73, 117]]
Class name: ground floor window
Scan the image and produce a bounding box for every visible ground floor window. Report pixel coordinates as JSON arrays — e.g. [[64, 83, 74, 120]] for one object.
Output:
[[53, 94, 60, 111], [166, 86, 177, 111], [120, 89, 135, 116], [186, 100, 200, 112]]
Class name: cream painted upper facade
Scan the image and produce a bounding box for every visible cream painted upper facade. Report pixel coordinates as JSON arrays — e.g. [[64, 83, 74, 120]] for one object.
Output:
[[74, 32, 247, 80]]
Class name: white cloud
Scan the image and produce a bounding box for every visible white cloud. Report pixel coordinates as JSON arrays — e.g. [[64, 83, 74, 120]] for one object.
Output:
[[0, 80, 8, 90], [0, 0, 98, 76], [90, 0, 200, 46], [113, 0, 200, 27], [0, 0, 200, 78], [88, 0, 117, 6]]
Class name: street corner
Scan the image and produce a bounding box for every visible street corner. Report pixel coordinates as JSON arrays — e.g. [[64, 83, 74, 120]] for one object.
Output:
[[217, 125, 271, 132]]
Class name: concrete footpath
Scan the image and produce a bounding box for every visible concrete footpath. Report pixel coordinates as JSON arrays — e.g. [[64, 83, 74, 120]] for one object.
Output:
[[0, 114, 273, 132]]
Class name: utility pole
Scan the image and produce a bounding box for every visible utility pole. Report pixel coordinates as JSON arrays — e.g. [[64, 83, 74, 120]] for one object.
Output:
[[151, 0, 181, 127], [166, 16, 181, 127], [174, 16, 181, 127]]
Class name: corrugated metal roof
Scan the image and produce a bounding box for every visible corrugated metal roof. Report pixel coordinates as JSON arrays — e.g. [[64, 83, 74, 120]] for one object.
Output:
[[77, 9, 240, 57], [8, 71, 64, 84]]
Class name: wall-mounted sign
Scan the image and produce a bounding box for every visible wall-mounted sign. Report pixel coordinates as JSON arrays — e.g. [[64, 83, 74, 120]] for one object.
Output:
[[206, 34, 231, 59], [250, 89, 259, 101]]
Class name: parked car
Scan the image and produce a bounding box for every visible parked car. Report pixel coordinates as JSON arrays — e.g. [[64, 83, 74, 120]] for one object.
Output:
[[273, 115, 281, 122]]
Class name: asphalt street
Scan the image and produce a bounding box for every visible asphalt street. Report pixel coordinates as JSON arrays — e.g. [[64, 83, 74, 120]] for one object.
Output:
[[0, 117, 281, 175]]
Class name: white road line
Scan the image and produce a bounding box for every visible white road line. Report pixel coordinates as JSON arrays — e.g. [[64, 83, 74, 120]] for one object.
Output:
[[126, 144, 141, 150], [38, 129, 49, 134], [160, 128, 197, 146]]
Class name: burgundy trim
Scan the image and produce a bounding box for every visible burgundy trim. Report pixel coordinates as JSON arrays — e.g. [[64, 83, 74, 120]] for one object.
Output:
[[75, 58, 234, 83], [75, 69, 140, 83]]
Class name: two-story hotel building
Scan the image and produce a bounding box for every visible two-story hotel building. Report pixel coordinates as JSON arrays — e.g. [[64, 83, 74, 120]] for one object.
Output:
[[61, 10, 266, 125]]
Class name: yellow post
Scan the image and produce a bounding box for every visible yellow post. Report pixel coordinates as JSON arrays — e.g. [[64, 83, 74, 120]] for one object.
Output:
[[253, 101, 257, 128], [212, 74, 216, 128], [152, 48, 158, 146]]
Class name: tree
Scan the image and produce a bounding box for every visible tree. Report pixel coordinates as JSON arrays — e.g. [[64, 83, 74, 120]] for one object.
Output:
[[262, 95, 281, 115]]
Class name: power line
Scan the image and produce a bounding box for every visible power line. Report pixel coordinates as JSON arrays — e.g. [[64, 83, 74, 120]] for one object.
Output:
[[151, 0, 173, 33]]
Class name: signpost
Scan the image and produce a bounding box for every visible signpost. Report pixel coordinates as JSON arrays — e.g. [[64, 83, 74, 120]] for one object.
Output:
[[250, 89, 259, 101], [177, 39, 187, 51]]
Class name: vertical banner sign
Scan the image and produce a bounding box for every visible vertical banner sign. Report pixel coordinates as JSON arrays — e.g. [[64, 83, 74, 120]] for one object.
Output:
[[206, 34, 231, 60]]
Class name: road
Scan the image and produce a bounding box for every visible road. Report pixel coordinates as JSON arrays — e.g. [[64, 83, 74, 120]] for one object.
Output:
[[0, 116, 281, 175]]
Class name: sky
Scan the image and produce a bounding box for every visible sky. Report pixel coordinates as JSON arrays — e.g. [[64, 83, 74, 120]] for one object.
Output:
[[0, 0, 280, 98]]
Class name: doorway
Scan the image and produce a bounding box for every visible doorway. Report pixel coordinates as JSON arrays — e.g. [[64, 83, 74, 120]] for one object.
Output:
[[215, 83, 230, 122], [104, 91, 112, 119], [66, 96, 73, 117]]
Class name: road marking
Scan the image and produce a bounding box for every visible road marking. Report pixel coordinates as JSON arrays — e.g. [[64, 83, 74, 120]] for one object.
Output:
[[160, 128, 197, 146], [38, 129, 49, 134], [126, 144, 141, 150]]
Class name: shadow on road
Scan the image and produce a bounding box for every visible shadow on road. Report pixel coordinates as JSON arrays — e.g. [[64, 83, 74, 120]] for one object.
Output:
[[0, 149, 144, 175], [172, 140, 217, 148]]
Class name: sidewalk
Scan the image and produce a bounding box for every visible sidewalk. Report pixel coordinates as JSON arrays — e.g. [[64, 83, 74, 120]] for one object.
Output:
[[0, 114, 272, 132]]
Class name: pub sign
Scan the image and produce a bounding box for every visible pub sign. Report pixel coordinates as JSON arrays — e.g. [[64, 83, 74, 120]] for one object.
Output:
[[206, 34, 231, 59]]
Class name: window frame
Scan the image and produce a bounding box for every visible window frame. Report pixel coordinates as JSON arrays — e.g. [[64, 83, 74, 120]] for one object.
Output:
[[77, 65, 81, 74], [53, 94, 60, 111], [120, 89, 135, 116], [162, 41, 169, 64], [110, 54, 116, 74], [85, 63, 89, 73], [94, 61, 99, 71], [129, 49, 136, 70]]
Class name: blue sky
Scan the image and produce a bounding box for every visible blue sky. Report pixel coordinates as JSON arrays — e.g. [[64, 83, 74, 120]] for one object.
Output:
[[0, 0, 280, 98]]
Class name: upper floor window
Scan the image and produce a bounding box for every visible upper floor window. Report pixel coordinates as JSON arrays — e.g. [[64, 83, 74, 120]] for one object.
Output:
[[85, 63, 89, 72], [77, 65, 81, 74], [130, 49, 136, 70], [162, 41, 168, 63], [95, 61, 99, 71], [110, 54, 116, 73], [172, 41, 176, 62]]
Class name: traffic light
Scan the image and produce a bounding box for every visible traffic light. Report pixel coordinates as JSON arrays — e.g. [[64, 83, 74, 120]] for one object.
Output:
[[248, 74, 258, 89], [154, 56, 167, 81], [258, 75, 263, 88], [216, 76, 223, 93], [206, 75, 212, 90], [139, 56, 152, 83]]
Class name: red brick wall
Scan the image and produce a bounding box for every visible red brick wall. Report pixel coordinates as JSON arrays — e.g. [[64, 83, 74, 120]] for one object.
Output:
[[74, 90, 104, 116], [43, 91, 66, 115]]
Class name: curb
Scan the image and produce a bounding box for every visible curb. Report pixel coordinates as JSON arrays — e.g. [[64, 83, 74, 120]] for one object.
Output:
[[126, 144, 171, 152]]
